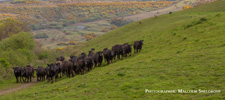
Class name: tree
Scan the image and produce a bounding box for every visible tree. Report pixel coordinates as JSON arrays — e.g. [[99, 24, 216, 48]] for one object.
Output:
[[0, 18, 30, 41], [0, 32, 35, 51]]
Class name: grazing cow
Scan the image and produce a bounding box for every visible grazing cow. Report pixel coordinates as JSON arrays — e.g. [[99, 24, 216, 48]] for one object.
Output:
[[21, 67, 33, 82], [112, 44, 123, 60], [169, 12, 172, 14], [84, 57, 94, 71], [103, 48, 114, 65], [93, 51, 103, 67], [76, 59, 85, 75], [46, 63, 61, 83], [63, 61, 74, 77], [122, 43, 132, 57], [133, 40, 144, 54], [13, 67, 22, 83], [35, 66, 46, 81]]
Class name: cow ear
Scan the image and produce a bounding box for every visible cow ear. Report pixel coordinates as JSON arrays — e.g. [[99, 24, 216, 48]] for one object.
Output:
[[47, 64, 50, 66], [141, 40, 144, 42]]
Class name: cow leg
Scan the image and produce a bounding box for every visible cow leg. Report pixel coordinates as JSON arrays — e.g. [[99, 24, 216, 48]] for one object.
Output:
[[51, 76, 54, 84], [99, 62, 102, 67], [47, 76, 50, 83], [95, 62, 97, 67], [16, 76, 18, 83], [72, 70, 75, 77], [55, 75, 57, 82], [139, 49, 141, 53], [19, 76, 21, 82], [30, 76, 32, 82], [107, 60, 109, 65]]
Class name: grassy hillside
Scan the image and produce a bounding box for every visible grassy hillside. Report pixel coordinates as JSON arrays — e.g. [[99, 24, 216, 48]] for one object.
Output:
[[1, 0, 225, 99]]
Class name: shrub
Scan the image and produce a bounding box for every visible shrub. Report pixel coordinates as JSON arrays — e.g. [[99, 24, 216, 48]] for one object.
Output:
[[34, 32, 49, 39], [0, 58, 10, 68], [0, 32, 35, 51], [38, 52, 50, 60], [31, 24, 43, 30]]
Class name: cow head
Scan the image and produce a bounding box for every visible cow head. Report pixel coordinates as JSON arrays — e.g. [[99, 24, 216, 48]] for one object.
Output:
[[60, 56, 65, 61], [13, 67, 21, 73], [140, 40, 144, 45], [56, 58, 60, 61], [91, 48, 95, 51], [97, 51, 103, 57]]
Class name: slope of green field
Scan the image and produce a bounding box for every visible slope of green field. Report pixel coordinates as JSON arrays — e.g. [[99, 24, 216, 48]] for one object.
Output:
[[1, 0, 225, 99]]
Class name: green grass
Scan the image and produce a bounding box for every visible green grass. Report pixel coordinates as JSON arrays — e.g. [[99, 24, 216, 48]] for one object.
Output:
[[1, 0, 225, 99]]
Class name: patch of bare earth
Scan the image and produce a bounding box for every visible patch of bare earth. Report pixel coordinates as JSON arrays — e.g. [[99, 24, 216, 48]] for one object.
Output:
[[0, 78, 37, 96]]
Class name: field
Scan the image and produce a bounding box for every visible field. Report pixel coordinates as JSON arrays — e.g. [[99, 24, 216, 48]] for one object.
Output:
[[0, 0, 225, 99]]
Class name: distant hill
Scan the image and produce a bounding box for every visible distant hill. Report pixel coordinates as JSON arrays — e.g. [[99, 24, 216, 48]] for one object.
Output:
[[0, 0, 224, 99]]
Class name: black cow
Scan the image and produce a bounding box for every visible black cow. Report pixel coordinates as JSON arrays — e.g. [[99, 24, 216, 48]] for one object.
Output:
[[122, 43, 132, 57], [78, 52, 87, 60], [133, 40, 144, 54], [93, 51, 103, 67], [103, 48, 114, 65], [169, 12, 172, 14], [35, 66, 46, 81], [76, 59, 85, 75], [84, 57, 94, 71], [112, 44, 123, 60], [63, 61, 74, 78], [55, 60, 63, 78], [13, 67, 22, 83], [88, 50, 95, 58], [21, 67, 33, 82], [26, 65, 34, 78], [46, 63, 61, 83]]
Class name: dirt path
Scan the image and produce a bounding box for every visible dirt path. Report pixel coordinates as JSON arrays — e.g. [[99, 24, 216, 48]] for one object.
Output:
[[124, 0, 188, 21], [0, 78, 37, 96]]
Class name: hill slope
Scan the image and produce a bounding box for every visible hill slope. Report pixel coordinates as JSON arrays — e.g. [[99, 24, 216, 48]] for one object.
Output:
[[1, 0, 225, 99]]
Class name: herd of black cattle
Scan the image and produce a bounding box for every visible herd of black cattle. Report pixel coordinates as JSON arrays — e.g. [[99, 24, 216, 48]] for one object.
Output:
[[12, 40, 144, 83]]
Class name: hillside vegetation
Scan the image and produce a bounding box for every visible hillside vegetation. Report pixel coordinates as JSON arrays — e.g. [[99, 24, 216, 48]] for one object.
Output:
[[0, 0, 225, 99]]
